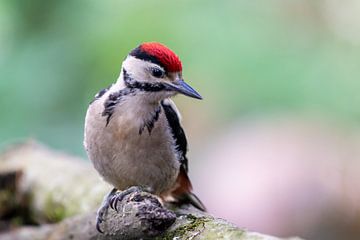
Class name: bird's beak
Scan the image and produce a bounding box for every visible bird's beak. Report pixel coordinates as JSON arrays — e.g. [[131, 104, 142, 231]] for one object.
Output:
[[165, 79, 202, 100]]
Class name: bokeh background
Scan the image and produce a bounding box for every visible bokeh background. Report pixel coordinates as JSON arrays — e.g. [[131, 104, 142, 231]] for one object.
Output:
[[1, 0, 360, 239]]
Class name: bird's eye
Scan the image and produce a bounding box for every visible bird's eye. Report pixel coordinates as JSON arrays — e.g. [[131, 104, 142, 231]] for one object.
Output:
[[151, 68, 165, 78]]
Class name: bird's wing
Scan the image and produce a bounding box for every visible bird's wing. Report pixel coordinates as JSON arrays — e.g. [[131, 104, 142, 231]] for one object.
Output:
[[161, 99, 206, 211], [161, 99, 189, 172]]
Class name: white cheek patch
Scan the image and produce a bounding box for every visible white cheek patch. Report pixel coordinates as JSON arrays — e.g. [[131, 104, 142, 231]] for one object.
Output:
[[122, 56, 166, 83]]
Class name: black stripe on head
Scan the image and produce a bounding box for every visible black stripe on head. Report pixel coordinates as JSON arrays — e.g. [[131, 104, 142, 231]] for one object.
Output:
[[123, 68, 167, 92], [129, 46, 165, 71]]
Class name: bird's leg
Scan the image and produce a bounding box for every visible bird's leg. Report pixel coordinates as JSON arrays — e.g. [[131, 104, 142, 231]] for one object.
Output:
[[96, 186, 146, 233], [96, 187, 118, 233]]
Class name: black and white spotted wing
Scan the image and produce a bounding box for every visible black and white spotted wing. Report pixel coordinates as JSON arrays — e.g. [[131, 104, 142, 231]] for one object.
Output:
[[161, 99, 189, 172]]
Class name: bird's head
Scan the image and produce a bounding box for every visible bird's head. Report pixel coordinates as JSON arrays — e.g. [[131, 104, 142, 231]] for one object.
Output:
[[119, 42, 202, 102]]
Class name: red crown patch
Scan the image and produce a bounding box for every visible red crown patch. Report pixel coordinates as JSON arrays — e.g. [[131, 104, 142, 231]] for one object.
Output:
[[140, 42, 182, 72]]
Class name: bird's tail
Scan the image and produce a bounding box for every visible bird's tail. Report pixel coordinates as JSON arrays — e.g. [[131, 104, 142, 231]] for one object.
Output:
[[176, 191, 206, 211], [168, 166, 206, 211]]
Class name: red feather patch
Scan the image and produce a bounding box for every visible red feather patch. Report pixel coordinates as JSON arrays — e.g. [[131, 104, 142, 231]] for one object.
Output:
[[140, 42, 182, 72]]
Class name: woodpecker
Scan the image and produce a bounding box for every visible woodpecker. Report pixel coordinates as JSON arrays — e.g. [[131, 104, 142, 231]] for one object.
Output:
[[84, 42, 205, 232]]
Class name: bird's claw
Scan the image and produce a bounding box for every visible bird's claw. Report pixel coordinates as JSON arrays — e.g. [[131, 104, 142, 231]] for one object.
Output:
[[109, 186, 142, 212], [96, 188, 116, 233], [96, 186, 143, 233], [96, 216, 104, 233], [109, 194, 121, 212]]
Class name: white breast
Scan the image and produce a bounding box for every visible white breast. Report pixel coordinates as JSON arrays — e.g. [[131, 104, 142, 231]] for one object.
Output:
[[84, 90, 180, 194]]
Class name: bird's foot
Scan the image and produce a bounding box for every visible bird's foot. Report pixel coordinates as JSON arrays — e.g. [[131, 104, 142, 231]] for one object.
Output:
[[109, 186, 143, 212], [96, 186, 144, 233], [96, 188, 117, 233]]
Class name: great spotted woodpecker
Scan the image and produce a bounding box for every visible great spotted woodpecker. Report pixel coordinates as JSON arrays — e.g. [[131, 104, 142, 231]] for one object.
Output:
[[84, 42, 205, 232]]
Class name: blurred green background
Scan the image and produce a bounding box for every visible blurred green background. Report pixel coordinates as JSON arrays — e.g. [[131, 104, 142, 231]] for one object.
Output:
[[2, 0, 360, 155], [1, 0, 360, 239]]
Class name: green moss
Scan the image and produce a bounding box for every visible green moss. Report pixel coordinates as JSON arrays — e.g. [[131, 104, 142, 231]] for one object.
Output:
[[0, 189, 15, 211], [10, 216, 24, 226], [157, 214, 210, 240], [155, 214, 251, 240], [200, 221, 246, 239], [43, 193, 67, 222]]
